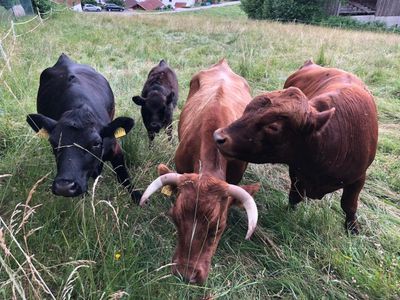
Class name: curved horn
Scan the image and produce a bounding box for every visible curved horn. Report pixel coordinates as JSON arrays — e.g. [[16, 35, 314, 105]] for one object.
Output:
[[140, 173, 181, 207], [227, 184, 258, 240]]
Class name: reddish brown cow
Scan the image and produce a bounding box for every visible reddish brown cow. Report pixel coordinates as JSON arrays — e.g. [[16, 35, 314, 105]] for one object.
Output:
[[214, 60, 378, 234], [140, 59, 259, 284]]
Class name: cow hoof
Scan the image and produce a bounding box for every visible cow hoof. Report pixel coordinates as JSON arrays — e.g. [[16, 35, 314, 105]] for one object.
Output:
[[345, 219, 359, 235], [131, 191, 143, 204]]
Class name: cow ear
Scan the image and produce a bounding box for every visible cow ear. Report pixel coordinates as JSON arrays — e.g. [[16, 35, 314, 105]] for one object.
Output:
[[157, 164, 179, 196], [157, 163, 174, 175], [306, 107, 335, 133], [132, 96, 145, 106], [166, 91, 175, 105], [26, 114, 57, 133], [230, 183, 260, 208], [101, 117, 134, 139]]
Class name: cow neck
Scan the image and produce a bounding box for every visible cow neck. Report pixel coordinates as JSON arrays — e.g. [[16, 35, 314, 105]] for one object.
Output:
[[196, 138, 227, 181]]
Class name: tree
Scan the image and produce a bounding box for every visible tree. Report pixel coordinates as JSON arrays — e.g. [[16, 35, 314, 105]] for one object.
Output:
[[31, 0, 52, 14], [106, 0, 124, 7], [0, 0, 16, 10]]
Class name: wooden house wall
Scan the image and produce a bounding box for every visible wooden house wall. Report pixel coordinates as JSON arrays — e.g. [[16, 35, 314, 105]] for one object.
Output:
[[324, 0, 341, 16], [376, 0, 400, 16]]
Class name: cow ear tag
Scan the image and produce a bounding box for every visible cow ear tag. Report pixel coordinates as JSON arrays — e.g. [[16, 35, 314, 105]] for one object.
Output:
[[161, 185, 173, 196], [37, 128, 49, 139], [114, 127, 126, 139]]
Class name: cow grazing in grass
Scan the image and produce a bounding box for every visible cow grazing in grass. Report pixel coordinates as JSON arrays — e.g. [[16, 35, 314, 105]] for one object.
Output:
[[214, 60, 378, 234], [140, 59, 259, 284], [26, 54, 141, 201], [132, 60, 178, 141]]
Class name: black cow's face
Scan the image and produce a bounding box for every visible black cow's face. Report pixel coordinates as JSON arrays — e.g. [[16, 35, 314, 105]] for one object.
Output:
[[133, 92, 174, 137], [26, 113, 134, 197]]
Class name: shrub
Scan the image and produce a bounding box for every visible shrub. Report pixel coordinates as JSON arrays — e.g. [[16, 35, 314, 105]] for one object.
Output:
[[241, 0, 326, 22], [31, 0, 52, 14], [320, 16, 400, 33], [81, 0, 98, 5], [106, 0, 124, 7], [0, 0, 15, 10]]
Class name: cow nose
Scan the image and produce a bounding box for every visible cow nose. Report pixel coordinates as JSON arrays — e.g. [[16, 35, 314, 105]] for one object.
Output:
[[53, 179, 80, 197], [172, 263, 207, 285], [150, 122, 161, 130], [188, 269, 205, 284], [213, 129, 226, 145]]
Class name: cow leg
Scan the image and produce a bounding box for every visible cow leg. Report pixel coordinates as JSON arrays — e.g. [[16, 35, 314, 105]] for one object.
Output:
[[109, 143, 142, 203], [288, 168, 305, 208], [166, 123, 173, 141], [341, 174, 365, 235], [148, 132, 155, 147]]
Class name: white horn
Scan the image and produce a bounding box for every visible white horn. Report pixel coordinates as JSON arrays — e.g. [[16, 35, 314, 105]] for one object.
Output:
[[227, 184, 258, 240], [140, 173, 180, 207]]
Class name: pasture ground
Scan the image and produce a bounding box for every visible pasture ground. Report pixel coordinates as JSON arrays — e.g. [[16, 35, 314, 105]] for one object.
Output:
[[0, 5, 399, 299]]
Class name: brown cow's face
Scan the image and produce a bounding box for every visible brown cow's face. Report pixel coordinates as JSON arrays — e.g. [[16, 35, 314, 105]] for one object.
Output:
[[169, 174, 230, 284], [214, 87, 334, 164], [158, 166, 258, 284]]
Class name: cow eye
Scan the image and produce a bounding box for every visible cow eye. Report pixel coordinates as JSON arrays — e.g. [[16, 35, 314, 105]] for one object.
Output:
[[265, 122, 282, 134]]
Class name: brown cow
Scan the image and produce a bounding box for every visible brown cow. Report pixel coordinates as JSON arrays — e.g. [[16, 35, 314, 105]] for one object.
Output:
[[140, 59, 259, 284], [214, 60, 378, 234]]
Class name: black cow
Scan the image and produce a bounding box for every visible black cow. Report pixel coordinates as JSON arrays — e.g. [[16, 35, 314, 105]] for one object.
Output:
[[26, 54, 141, 201], [132, 60, 178, 141]]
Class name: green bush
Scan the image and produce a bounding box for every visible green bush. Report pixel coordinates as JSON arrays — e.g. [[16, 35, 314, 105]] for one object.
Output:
[[31, 0, 52, 14], [106, 0, 124, 7], [0, 5, 12, 24], [241, 0, 326, 22], [0, 0, 15, 10], [320, 16, 400, 33], [81, 0, 98, 5]]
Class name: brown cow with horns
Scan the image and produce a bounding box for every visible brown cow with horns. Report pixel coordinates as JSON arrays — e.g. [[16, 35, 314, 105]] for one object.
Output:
[[140, 59, 259, 284], [214, 60, 378, 234]]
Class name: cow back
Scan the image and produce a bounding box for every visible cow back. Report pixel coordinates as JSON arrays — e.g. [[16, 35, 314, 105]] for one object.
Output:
[[37, 54, 114, 123], [284, 62, 378, 182], [176, 59, 252, 181]]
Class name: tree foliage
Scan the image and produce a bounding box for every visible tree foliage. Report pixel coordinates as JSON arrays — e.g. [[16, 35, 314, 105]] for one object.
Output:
[[106, 0, 124, 7], [31, 0, 52, 14], [241, 0, 327, 22], [0, 0, 16, 10], [81, 0, 98, 5]]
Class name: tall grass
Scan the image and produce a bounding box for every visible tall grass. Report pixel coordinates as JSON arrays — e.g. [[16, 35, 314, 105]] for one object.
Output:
[[0, 6, 399, 299]]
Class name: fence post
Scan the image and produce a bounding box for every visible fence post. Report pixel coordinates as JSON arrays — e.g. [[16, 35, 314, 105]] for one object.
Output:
[[0, 42, 11, 71], [37, 8, 43, 23], [11, 21, 16, 40]]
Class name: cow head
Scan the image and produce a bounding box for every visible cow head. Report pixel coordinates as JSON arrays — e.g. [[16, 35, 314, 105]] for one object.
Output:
[[140, 164, 259, 284], [213, 87, 335, 164], [26, 109, 134, 197], [132, 91, 175, 138]]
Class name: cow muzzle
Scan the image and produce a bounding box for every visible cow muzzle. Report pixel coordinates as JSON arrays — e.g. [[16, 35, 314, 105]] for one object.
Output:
[[52, 179, 82, 197], [172, 261, 209, 285], [213, 128, 227, 145], [149, 122, 162, 133]]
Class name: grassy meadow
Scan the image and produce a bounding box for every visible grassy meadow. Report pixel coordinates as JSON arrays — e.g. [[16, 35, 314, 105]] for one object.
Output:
[[0, 5, 399, 299]]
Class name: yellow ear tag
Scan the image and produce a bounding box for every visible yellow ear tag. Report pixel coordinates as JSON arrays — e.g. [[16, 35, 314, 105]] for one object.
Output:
[[161, 185, 173, 196], [114, 127, 126, 139], [37, 128, 49, 139]]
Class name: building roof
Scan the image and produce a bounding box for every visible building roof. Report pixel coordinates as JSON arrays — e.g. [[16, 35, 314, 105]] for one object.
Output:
[[175, 2, 188, 8], [136, 0, 164, 10], [125, 0, 138, 8]]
